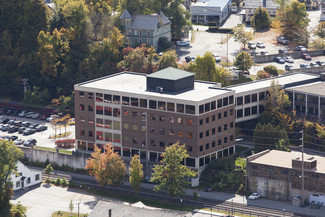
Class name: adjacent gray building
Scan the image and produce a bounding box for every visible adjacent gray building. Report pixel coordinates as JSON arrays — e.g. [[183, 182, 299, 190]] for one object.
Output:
[[120, 10, 171, 49], [242, 0, 278, 23], [190, 0, 232, 26]]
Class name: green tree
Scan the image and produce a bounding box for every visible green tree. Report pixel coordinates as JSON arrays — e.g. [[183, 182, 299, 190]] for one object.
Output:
[[276, 139, 290, 151], [151, 141, 197, 197], [129, 154, 143, 195], [52, 93, 75, 116], [235, 157, 247, 171], [44, 164, 54, 183], [195, 52, 217, 81], [118, 47, 146, 72], [23, 86, 51, 106], [86, 144, 126, 186], [252, 7, 271, 30], [256, 70, 270, 80], [232, 24, 254, 49], [68, 200, 74, 217], [263, 65, 278, 77], [234, 51, 253, 71], [309, 38, 325, 50], [157, 37, 172, 52], [315, 22, 325, 38], [158, 50, 178, 70], [0, 140, 24, 212], [264, 81, 291, 115], [192, 191, 199, 205]]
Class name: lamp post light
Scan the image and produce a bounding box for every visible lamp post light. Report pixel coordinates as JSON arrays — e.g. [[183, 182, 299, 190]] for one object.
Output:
[[231, 199, 234, 215], [210, 206, 212, 217], [283, 208, 286, 217]]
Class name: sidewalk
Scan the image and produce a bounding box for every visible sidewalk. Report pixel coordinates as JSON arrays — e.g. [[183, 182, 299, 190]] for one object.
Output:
[[40, 168, 325, 217]]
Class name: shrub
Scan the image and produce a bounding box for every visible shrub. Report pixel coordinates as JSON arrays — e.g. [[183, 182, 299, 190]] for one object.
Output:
[[256, 70, 270, 80], [263, 65, 278, 77], [55, 177, 62, 186], [61, 178, 68, 187], [55, 139, 75, 149], [45, 177, 51, 184]]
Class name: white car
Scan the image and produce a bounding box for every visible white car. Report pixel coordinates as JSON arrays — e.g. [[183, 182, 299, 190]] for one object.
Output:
[[256, 42, 265, 48], [176, 40, 190, 46], [18, 111, 26, 117], [248, 193, 260, 200], [284, 56, 294, 63], [213, 53, 221, 62]]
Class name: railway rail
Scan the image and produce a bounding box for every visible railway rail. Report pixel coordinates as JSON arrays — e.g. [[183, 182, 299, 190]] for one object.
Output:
[[42, 173, 305, 217]]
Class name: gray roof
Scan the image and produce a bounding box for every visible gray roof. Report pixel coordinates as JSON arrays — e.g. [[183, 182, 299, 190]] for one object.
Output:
[[129, 13, 170, 30], [120, 9, 132, 19], [285, 81, 325, 97], [147, 67, 194, 80], [244, 0, 278, 9]]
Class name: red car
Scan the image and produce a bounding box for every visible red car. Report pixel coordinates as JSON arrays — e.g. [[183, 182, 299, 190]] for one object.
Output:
[[302, 53, 312, 60]]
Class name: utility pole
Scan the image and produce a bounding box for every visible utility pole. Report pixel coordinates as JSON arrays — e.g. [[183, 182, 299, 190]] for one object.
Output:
[[21, 78, 28, 93], [77, 202, 80, 217]]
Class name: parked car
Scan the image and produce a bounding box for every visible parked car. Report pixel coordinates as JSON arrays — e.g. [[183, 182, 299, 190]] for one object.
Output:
[[31, 113, 40, 119], [18, 127, 26, 134], [284, 56, 294, 63], [18, 111, 26, 117], [13, 110, 20, 116], [248, 42, 256, 49], [176, 40, 190, 46], [275, 57, 285, 64], [6, 110, 13, 115], [25, 112, 34, 118], [256, 42, 265, 48], [250, 50, 259, 56], [10, 135, 18, 141], [316, 61, 325, 66], [7, 120, 15, 125], [29, 123, 39, 129], [276, 36, 289, 44], [0, 118, 9, 124], [300, 63, 311, 69], [302, 53, 312, 60], [248, 193, 261, 200], [285, 64, 294, 71], [8, 126, 18, 133], [23, 139, 37, 147], [213, 53, 221, 62], [14, 121, 22, 127], [296, 45, 307, 52], [21, 121, 31, 127], [23, 128, 36, 136], [46, 114, 59, 122], [67, 118, 75, 126], [260, 51, 268, 55], [39, 114, 48, 120], [278, 48, 288, 54], [14, 139, 25, 145], [310, 62, 319, 68], [1, 124, 10, 131], [35, 125, 48, 132]]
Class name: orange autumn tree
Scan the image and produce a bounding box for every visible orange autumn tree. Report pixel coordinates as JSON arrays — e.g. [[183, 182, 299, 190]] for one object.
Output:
[[85, 144, 126, 186]]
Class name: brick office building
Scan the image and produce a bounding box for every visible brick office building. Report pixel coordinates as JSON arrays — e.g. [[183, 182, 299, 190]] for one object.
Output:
[[74, 67, 236, 179], [247, 150, 325, 201]]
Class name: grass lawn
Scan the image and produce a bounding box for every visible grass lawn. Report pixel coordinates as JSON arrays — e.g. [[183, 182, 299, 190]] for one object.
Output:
[[202, 208, 252, 217], [34, 146, 56, 152], [49, 132, 72, 139], [59, 149, 73, 155], [52, 211, 88, 217]]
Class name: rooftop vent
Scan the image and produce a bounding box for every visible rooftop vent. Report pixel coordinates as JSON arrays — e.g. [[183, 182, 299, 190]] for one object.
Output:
[[156, 86, 163, 93]]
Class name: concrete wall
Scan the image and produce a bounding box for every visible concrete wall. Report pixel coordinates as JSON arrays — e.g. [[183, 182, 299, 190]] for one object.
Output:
[[21, 147, 90, 169], [254, 50, 325, 63], [248, 176, 289, 200], [288, 65, 325, 74]]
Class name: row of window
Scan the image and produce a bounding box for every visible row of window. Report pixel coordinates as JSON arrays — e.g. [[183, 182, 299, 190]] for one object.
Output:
[[199, 95, 234, 114], [15, 174, 40, 188], [236, 91, 268, 106], [199, 135, 234, 152], [199, 147, 234, 167], [236, 105, 264, 118], [148, 115, 193, 125], [199, 122, 234, 139], [199, 109, 234, 125]]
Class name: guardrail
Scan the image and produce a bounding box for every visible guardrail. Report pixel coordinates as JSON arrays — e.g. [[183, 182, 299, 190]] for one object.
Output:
[[254, 50, 325, 63]]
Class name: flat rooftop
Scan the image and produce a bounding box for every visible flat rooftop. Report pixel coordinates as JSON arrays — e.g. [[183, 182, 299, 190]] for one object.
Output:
[[75, 72, 233, 102], [228, 73, 319, 94], [192, 0, 230, 8], [285, 81, 325, 97], [248, 150, 325, 174], [244, 0, 278, 8]]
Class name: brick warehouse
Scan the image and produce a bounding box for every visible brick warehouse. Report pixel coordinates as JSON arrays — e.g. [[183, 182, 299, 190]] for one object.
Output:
[[74, 67, 236, 184], [247, 150, 325, 201]]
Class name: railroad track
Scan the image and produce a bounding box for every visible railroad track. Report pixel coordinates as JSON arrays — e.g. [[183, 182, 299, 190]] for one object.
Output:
[[42, 173, 303, 217]]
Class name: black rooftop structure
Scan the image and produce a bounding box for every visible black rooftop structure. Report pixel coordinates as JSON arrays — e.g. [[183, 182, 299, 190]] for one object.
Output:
[[146, 67, 195, 93]]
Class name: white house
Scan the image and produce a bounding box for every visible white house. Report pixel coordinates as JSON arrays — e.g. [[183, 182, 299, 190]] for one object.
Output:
[[11, 161, 42, 191]]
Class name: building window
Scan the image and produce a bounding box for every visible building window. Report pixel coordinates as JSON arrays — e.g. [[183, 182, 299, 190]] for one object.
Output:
[[80, 92, 84, 97], [230, 135, 234, 141], [113, 95, 120, 104], [88, 105, 93, 112], [212, 141, 216, 147], [224, 111, 227, 117], [199, 105, 204, 114], [217, 99, 222, 108], [187, 146, 193, 152], [206, 117, 209, 123], [159, 128, 165, 135], [139, 30, 142, 36], [35, 174, 40, 181], [131, 98, 139, 107], [96, 93, 103, 102], [113, 108, 120, 117], [185, 105, 195, 114], [80, 104, 85, 111], [158, 101, 166, 110], [224, 137, 228, 143], [218, 126, 221, 132], [178, 131, 183, 137], [212, 115, 216, 121], [159, 116, 165, 121], [177, 118, 183, 124], [199, 119, 203, 125], [218, 113, 221, 119], [133, 138, 137, 144], [229, 95, 234, 104], [177, 104, 184, 113], [245, 107, 251, 116], [252, 106, 258, 115], [132, 111, 137, 117], [149, 100, 157, 109], [200, 145, 203, 152], [133, 125, 138, 131], [218, 139, 221, 145], [230, 122, 234, 128], [105, 107, 112, 116], [211, 101, 216, 110], [104, 120, 112, 129], [96, 106, 103, 115], [89, 131, 93, 137], [223, 97, 228, 106], [212, 128, 216, 134], [206, 143, 209, 150], [96, 118, 103, 128], [259, 92, 265, 101], [245, 95, 251, 104], [88, 93, 93, 99], [259, 105, 265, 113], [168, 117, 174, 123], [96, 131, 104, 140], [123, 109, 128, 117], [147, 31, 150, 36], [16, 181, 20, 188], [236, 96, 243, 105], [187, 132, 193, 139], [199, 132, 203, 138], [169, 129, 174, 136], [224, 124, 228, 131], [237, 109, 243, 118], [80, 130, 85, 136], [252, 93, 257, 102], [206, 130, 209, 137], [205, 103, 210, 112], [124, 123, 129, 129], [140, 99, 147, 108], [167, 102, 175, 112], [187, 119, 192, 126]]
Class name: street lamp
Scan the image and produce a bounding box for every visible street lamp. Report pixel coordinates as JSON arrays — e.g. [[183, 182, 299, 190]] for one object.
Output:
[[210, 206, 212, 217], [231, 199, 234, 215], [283, 208, 286, 217]]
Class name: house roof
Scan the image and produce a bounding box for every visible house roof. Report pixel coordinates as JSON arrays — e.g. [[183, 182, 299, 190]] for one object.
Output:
[[128, 12, 170, 30], [190, 0, 231, 15], [248, 150, 325, 174], [285, 81, 325, 97], [120, 9, 131, 19], [147, 67, 194, 80], [244, 0, 278, 9], [192, 0, 231, 7]]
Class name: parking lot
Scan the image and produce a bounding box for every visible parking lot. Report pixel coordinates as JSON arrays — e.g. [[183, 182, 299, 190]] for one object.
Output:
[[0, 110, 75, 149]]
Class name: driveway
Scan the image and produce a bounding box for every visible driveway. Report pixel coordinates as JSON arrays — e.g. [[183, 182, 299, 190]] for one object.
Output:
[[11, 184, 99, 217]]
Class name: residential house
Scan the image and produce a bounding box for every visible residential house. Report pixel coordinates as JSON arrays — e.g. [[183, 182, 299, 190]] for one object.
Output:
[[120, 10, 171, 49], [11, 161, 42, 191], [190, 0, 232, 26], [242, 0, 278, 23]]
